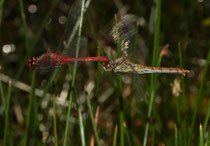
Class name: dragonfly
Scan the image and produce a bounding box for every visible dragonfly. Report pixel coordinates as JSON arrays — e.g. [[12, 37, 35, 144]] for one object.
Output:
[[101, 15, 190, 75], [27, 0, 110, 72], [27, 49, 110, 71], [27, 11, 190, 75]]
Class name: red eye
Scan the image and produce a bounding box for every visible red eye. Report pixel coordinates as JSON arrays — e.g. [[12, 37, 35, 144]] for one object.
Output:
[[27, 57, 37, 70]]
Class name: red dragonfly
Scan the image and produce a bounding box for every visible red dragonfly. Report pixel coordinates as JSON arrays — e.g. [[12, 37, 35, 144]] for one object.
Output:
[[27, 0, 110, 72], [27, 49, 110, 71], [27, 7, 189, 75]]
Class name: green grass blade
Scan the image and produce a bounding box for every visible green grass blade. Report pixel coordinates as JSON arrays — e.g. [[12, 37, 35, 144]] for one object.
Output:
[[18, 0, 30, 57], [0, 0, 5, 8], [113, 125, 118, 146], [178, 43, 188, 146], [0, 0, 5, 26], [119, 111, 124, 146], [52, 82, 58, 146], [143, 0, 161, 145], [0, 8, 3, 27], [63, 90, 73, 146], [3, 80, 12, 146], [85, 93, 101, 146], [64, 0, 91, 50], [74, 90, 86, 146], [124, 127, 132, 146], [23, 71, 36, 146], [188, 49, 210, 145], [0, 80, 5, 110], [175, 125, 178, 146], [63, 0, 88, 145], [203, 101, 210, 133], [199, 124, 204, 146], [87, 14, 103, 97], [114, 14, 124, 146]]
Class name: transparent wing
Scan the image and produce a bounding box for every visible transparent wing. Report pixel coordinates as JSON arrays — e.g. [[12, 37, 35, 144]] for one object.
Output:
[[110, 14, 138, 58], [56, 0, 89, 57], [110, 15, 148, 102], [56, 0, 81, 53]]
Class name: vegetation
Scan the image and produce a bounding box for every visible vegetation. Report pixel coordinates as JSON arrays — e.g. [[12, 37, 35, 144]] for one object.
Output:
[[0, 0, 209, 145]]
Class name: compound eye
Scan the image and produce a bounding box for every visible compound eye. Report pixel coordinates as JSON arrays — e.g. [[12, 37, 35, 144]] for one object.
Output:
[[27, 57, 37, 70]]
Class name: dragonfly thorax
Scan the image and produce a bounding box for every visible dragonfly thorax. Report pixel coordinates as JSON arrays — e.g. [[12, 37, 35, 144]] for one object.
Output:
[[27, 57, 38, 70]]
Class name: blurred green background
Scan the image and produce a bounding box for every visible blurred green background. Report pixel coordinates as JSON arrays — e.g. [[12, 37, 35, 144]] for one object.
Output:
[[0, 0, 209, 145]]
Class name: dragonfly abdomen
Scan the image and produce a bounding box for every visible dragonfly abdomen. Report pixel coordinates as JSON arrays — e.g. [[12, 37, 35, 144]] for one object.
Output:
[[141, 66, 190, 75]]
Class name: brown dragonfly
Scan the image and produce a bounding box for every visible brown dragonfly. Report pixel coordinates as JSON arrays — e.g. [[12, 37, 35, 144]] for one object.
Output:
[[102, 15, 190, 75]]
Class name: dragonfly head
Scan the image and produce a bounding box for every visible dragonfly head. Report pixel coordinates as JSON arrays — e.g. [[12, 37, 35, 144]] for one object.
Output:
[[27, 57, 38, 70], [102, 60, 114, 72]]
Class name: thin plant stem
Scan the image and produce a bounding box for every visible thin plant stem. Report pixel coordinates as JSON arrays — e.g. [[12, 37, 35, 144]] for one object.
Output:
[[113, 125, 118, 146], [18, 0, 30, 57], [178, 43, 188, 146], [199, 124, 204, 146], [188, 49, 210, 145], [114, 14, 124, 146], [0, 80, 5, 111], [63, 0, 88, 145], [87, 14, 103, 97], [0, 0, 5, 26], [203, 101, 210, 133], [52, 82, 58, 146], [85, 93, 101, 146], [74, 89, 86, 146], [3, 80, 12, 146], [64, 0, 91, 50], [23, 71, 36, 146], [124, 126, 132, 146], [175, 125, 178, 146], [0, 0, 5, 8], [143, 0, 161, 145]]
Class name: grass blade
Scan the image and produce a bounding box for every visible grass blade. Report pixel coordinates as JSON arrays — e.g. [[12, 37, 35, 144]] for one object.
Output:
[[143, 0, 162, 145], [52, 82, 58, 146], [175, 125, 178, 146], [18, 0, 30, 57], [85, 93, 101, 146], [113, 125, 118, 146], [3, 80, 12, 146], [23, 71, 36, 146], [114, 14, 124, 146], [87, 14, 103, 97], [203, 101, 210, 134], [0, 80, 5, 110], [188, 49, 210, 145], [74, 89, 86, 146], [199, 124, 204, 146], [178, 43, 188, 146], [63, 0, 88, 145]]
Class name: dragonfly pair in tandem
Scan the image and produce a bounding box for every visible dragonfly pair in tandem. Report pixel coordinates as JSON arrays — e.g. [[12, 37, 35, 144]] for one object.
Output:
[[27, 14, 190, 75]]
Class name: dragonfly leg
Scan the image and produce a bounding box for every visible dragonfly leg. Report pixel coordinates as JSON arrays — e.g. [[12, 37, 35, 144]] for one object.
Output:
[[121, 57, 138, 74]]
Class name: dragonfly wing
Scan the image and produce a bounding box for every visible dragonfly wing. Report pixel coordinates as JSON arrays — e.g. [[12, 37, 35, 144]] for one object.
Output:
[[62, 36, 88, 58], [57, 0, 88, 54], [110, 14, 138, 57], [37, 53, 61, 71], [133, 75, 147, 102]]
